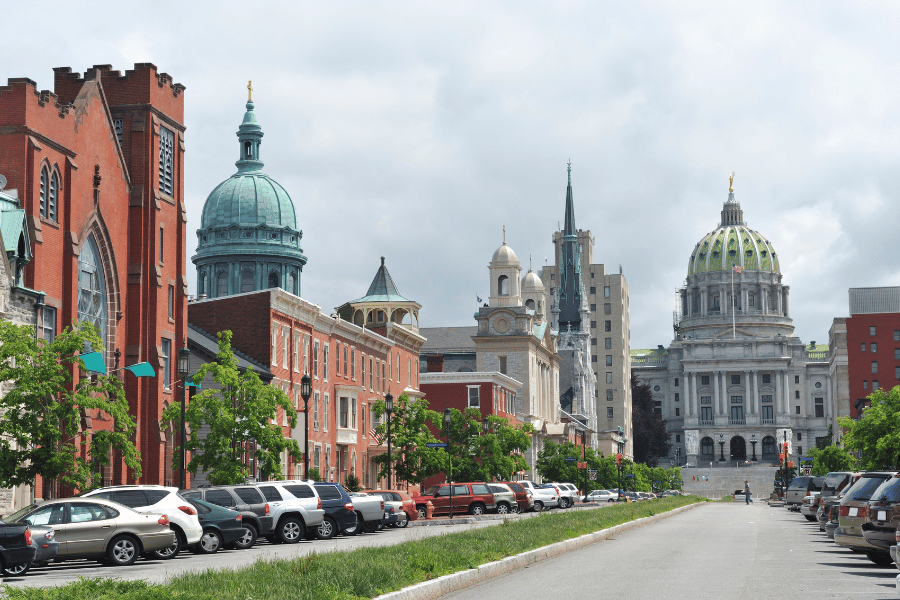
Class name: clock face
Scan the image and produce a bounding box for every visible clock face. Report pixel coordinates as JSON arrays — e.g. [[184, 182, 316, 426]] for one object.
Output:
[[654, 386, 660, 391], [815, 382, 822, 388], [493, 318, 510, 334]]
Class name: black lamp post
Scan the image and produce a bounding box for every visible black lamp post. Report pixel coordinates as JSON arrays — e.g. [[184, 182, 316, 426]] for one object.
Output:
[[444, 407, 453, 519], [750, 434, 758, 462], [718, 434, 726, 462], [177, 346, 191, 490], [385, 393, 393, 489], [483, 417, 490, 433], [300, 374, 312, 479]]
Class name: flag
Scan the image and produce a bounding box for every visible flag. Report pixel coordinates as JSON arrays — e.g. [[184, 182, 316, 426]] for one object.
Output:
[[476, 295, 483, 303], [79, 352, 107, 375], [732, 265, 742, 273], [369, 428, 382, 444], [124, 362, 155, 377]]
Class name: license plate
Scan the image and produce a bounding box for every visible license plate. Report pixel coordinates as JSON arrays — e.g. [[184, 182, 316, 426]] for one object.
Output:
[[848, 507, 858, 517], [878, 510, 887, 521]]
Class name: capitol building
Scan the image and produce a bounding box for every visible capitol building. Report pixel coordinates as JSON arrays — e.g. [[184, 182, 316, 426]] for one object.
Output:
[[633, 181, 831, 466]]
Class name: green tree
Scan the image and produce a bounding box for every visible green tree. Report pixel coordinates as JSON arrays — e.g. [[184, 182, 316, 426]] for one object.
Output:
[[0, 321, 141, 496], [160, 331, 301, 485], [370, 394, 444, 487], [477, 415, 533, 481], [435, 407, 534, 482], [630, 372, 671, 465], [807, 444, 858, 476], [307, 468, 321, 482], [344, 472, 361, 492], [839, 386, 900, 470], [536, 440, 603, 490], [668, 467, 683, 491]]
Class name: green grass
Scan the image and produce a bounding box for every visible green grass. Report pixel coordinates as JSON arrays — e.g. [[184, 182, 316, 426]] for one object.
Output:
[[4, 496, 701, 600]]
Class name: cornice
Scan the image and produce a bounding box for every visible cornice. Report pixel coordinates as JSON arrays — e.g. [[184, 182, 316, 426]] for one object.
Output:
[[420, 371, 522, 390]]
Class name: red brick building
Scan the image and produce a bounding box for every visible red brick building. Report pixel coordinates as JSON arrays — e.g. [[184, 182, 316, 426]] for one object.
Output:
[[0, 63, 188, 494], [845, 287, 900, 417]]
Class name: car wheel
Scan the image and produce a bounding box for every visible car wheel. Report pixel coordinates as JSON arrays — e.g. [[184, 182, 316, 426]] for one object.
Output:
[[316, 516, 337, 540], [196, 529, 223, 554], [866, 551, 894, 566], [497, 503, 510, 514], [278, 517, 304, 544], [533, 501, 543, 512], [2, 562, 30, 577], [417, 505, 427, 519], [398, 514, 409, 528], [470, 503, 485, 516], [804, 515, 817, 522], [106, 535, 140, 566], [151, 529, 182, 560], [231, 524, 257, 550], [362, 519, 377, 533], [343, 512, 361, 536], [608, 499, 616, 503]]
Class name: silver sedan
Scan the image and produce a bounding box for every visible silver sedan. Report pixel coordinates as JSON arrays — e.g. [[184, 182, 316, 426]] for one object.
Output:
[[5, 498, 176, 567]]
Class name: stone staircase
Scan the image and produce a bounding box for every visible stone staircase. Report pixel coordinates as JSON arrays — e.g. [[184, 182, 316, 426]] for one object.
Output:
[[681, 465, 779, 500]]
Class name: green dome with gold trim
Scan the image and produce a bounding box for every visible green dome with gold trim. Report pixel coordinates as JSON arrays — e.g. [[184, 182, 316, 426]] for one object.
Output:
[[687, 193, 780, 277]]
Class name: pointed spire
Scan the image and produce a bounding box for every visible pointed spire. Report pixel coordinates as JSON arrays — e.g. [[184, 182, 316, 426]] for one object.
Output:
[[235, 85, 265, 173], [563, 162, 576, 237]]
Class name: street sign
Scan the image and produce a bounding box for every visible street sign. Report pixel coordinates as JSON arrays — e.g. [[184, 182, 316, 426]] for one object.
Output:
[[564, 457, 577, 462], [425, 443, 447, 448], [624, 473, 635, 478], [588, 469, 598, 480]]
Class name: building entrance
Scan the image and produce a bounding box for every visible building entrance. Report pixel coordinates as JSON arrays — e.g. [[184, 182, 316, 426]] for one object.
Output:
[[730, 436, 747, 461]]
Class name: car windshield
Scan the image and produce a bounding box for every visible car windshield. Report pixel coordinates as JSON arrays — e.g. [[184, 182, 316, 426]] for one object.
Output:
[[872, 477, 900, 504], [822, 473, 849, 496], [2, 504, 39, 523], [844, 476, 893, 502], [422, 486, 438, 496], [787, 477, 812, 490]]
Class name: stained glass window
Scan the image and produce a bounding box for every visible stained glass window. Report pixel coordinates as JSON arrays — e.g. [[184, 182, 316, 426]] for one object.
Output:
[[77, 234, 107, 345]]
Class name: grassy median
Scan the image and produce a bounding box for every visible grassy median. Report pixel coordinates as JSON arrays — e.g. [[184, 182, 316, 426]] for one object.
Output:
[[5, 495, 701, 600]]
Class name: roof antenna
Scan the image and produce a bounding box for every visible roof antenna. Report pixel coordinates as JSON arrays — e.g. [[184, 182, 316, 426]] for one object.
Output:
[[567, 159, 571, 185], [503, 225, 506, 245]]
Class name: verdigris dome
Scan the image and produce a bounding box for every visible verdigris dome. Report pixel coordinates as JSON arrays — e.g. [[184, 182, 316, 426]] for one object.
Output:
[[201, 172, 297, 229], [687, 193, 780, 277]]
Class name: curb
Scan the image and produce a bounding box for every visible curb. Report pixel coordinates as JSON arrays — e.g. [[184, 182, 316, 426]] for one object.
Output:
[[374, 502, 703, 600]]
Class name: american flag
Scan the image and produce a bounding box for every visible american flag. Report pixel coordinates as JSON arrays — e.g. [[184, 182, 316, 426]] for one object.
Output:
[[369, 428, 382, 444], [732, 265, 742, 273]]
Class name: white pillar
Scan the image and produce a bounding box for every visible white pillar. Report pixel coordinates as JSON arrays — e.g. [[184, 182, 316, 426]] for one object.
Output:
[[713, 371, 720, 416]]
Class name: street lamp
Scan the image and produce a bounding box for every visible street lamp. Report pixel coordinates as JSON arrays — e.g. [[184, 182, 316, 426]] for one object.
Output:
[[385, 393, 393, 489], [177, 346, 191, 490], [300, 374, 312, 479], [718, 434, 726, 462], [444, 407, 453, 519], [750, 434, 758, 462]]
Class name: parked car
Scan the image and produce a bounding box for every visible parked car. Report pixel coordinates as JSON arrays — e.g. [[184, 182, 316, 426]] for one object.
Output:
[[367, 490, 418, 523], [0, 522, 35, 577], [549, 483, 579, 509], [825, 503, 840, 540], [185, 498, 248, 554], [5, 498, 175, 566], [817, 472, 861, 532], [498, 481, 535, 513], [732, 489, 748, 502], [834, 471, 898, 563], [860, 474, 900, 565], [366, 491, 409, 527], [312, 482, 369, 539], [487, 483, 518, 514], [784, 476, 826, 511], [582, 489, 617, 503], [22, 525, 58, 572], [515, 481, 559, 510], [347, 491, 389, 531], [180, 486, 273, 549], [251, 480, 325, 543], [412, 482, 496, 517], [83, 485, 202, 559], [799, 492, 820, 519]]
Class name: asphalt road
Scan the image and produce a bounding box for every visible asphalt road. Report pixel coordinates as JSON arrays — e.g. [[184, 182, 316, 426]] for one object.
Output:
[[1, 519, 503, 589], [443, 502, 900, 600]]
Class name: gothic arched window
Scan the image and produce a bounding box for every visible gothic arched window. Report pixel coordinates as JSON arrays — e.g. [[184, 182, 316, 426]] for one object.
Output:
[[39, 168, 48, 219], [700, 437, 715, 458], [498, 275, 509, 296], [287, 271, 296, 295], [77, 234, 107, 345], [525, 299, 535, 310], [199, 273, 207, 297], [268, 271, 279, 288], [216, 272, 228, 297]]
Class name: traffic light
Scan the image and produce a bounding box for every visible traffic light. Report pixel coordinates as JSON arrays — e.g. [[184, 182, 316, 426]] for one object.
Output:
[[779, 453, 785, 466], [616, 453, 623, 466]]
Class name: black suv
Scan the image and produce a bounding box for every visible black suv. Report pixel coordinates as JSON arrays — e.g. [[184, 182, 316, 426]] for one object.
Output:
[[312, 483, 358, 540], [181, 486, 274, 549]]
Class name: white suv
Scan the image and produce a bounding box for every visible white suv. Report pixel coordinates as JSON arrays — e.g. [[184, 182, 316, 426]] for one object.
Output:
[[83, 485, 203, 558], [549, 483, 579, 509], [251, 480, 325, 543]]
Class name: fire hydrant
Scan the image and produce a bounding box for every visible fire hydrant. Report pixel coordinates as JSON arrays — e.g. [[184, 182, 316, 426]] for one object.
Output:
[[425, 501, 435, 519]]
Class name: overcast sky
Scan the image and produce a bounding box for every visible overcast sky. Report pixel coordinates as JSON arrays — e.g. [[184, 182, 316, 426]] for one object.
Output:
[[7, 1, 900, 349]]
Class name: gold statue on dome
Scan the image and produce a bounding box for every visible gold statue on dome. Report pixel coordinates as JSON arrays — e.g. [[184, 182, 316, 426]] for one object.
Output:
[[729, 172, 735, 193], [247, 81, 253, 102]]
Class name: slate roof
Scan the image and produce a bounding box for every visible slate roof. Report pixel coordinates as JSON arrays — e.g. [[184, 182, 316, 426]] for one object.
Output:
[[419, 326, 478, 354], [350, 257, 413, 303]]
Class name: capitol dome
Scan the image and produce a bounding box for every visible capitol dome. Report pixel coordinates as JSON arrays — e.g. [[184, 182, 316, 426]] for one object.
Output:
[[686, 193, 780, 278]]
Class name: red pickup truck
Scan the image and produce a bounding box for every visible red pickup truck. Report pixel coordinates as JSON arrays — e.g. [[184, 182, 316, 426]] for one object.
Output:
[[412, 483, 496, 517]]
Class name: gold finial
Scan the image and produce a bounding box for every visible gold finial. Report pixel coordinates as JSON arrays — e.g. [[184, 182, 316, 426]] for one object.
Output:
[[247, 80, 253, 102], [729, 172, 735, 193]]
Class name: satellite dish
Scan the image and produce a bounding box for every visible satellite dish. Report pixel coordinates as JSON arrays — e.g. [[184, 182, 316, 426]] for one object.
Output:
[[0, 174, 6, 191]]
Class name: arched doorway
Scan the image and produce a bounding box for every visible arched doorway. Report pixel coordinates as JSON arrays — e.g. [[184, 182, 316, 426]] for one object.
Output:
[[700, 437, 715, 461], [762, 436, 776, 460], [730, 436, 746, 461]]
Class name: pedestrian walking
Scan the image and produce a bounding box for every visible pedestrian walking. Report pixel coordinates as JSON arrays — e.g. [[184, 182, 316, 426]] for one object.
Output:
[[744, 480, 753, 504]]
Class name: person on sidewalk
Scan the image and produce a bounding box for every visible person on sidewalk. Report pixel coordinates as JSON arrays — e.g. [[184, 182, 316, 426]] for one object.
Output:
[[744, 480, 753, 504]]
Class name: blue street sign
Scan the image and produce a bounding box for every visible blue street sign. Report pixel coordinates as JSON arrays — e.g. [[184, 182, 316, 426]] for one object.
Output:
[[564, 457, 577, 462], [624, 474, 635, 477], [426, 443, 447, 448]]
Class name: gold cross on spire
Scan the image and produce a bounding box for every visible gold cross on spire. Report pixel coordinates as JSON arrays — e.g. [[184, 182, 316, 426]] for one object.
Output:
[[247, 80, 253, 102]]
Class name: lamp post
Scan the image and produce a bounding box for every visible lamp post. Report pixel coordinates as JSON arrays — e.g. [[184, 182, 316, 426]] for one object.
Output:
[[300, 374, 312, 479], [444, 407, 453, 519], [177, 346, 191, 490], [718, 434, 726, 462], [675, 446, 681, 467], [750, 434, 758, 462], [385, 393, 393, 489]]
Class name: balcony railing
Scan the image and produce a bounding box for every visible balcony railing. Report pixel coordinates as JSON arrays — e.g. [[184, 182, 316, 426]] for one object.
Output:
[[730, 419, 746, 425], [761, 418, 775, 425], [699, 419, 715, 426]]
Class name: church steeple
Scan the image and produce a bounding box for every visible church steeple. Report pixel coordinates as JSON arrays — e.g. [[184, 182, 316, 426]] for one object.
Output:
[[558, 161, 582, 331], [236, 82, 264, 173]]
